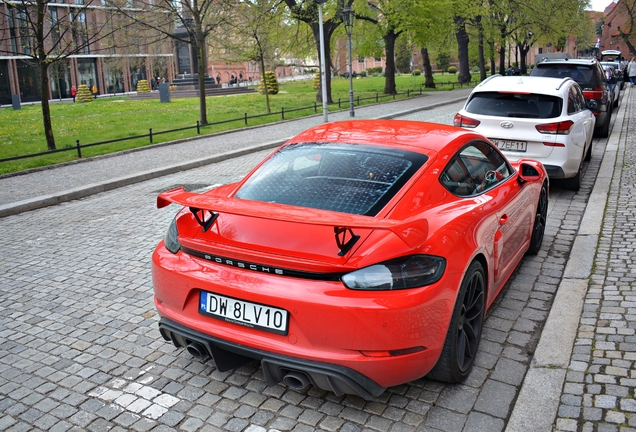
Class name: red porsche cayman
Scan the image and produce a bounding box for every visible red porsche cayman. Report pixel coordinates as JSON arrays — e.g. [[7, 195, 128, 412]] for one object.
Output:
[[152, 120, 548, 399]]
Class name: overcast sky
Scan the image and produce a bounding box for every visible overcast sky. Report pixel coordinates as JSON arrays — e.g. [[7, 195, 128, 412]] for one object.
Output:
[[589, 0, 613, 11]]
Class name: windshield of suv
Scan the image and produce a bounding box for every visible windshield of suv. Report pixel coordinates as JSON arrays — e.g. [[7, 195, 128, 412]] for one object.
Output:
[[465, 92, 562, 119], [532, 64, 597, 87]]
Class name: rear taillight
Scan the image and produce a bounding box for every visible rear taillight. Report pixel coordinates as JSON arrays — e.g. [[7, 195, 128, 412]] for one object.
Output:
[[543, 142, 566, 147], [583, 87, 604, 101], [535, 120, 574, 135], [453, 113, 480, 128]]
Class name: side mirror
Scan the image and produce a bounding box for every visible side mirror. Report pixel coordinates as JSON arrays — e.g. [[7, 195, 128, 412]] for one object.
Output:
[[517, 161, 543, 186]]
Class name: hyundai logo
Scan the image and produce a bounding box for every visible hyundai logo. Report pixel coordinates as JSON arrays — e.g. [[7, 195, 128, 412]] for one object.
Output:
[[500, 121, 514, 129]]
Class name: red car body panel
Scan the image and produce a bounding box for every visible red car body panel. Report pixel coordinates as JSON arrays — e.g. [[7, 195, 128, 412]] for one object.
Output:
[[151, 120, 548, 397]]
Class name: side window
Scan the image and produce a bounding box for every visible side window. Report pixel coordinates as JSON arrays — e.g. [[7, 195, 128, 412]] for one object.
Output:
[[575, 86, 586, 111], [441, 141, 512, 196], [567, 88, 577, 114], [567, 86, 584, 113]]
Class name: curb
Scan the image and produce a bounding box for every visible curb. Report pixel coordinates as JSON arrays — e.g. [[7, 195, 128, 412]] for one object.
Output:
[[505, 88, 628, 431]]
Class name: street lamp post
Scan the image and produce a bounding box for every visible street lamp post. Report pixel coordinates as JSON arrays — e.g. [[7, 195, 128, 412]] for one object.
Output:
[[314, 0, 328, 122], [342, 7, 355, 117]]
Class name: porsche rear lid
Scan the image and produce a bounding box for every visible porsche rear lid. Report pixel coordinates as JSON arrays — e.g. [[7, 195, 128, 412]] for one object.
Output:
[[158, 141, 431, 268], [159, 188, 429, 267]]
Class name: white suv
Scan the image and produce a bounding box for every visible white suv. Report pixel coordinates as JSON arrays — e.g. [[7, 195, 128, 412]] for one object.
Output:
[[454, 75, 595, 191]]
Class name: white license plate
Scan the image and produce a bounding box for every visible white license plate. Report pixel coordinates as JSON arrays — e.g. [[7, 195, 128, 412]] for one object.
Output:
[[491, 139, 527, 152], [199, 291, 289, 335]]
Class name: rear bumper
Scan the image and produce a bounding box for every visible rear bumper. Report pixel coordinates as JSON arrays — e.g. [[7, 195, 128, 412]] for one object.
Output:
[[543, 165, 567, 179], [158, 317, 386, 399]]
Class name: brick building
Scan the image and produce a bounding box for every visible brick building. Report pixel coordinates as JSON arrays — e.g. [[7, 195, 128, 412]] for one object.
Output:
[[0, 0, 175, 105]]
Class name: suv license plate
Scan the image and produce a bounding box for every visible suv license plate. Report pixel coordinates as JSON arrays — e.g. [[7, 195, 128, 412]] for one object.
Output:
[[492, 139, 527, 152], [199, 291, 289, 335]]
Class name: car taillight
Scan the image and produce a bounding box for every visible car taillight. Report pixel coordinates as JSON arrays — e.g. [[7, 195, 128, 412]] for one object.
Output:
[[535, 120, 574, 135], [583, 87, 604, 100], [453, 113, 480, 128], [543, 142, 566, 147]]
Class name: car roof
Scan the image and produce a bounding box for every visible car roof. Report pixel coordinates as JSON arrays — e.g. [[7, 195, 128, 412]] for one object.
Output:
[[471, 75, 572, 96], [285, 120, 483, 155]]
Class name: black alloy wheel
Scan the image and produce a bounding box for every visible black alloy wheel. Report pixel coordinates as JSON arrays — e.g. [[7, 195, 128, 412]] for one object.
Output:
[[528, 183, 548, 255], [428, 261, 486, 383]]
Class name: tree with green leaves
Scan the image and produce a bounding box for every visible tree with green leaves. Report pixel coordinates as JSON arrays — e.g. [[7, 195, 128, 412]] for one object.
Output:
[[109, 0, 235, 126], [221, 0, 291, 113], [354, 0, 406, 95], [283, 0, 351, 104], [400, 0, 454, 88], [0, 0, 136, 150]]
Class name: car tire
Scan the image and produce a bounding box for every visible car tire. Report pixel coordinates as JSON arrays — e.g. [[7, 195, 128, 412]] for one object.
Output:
[[585, 141, 593, 162], [428, 260, 485, 383], [527, 182, 548, 255], [595, 107, 612, 138], [563, 168, 581, 191]]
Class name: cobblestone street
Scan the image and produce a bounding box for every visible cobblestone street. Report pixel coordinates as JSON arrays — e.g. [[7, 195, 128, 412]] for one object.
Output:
[[554, 87, 636, 431], [0, 88, 631, 431]]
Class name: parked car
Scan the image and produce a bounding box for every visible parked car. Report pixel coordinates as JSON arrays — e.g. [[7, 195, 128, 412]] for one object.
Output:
[[454, 75, 595, 191], [152, 120, 549, 399], [530, 57, 612, 138], [602, 64, 621, 108], [601, 61, 626, 89], [600, 49, 625, 64]]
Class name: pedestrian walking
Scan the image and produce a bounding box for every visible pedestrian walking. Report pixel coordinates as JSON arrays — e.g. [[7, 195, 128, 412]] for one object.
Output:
[[92, 85, 98, 98], [71, 86, 77, 102], [628, 58, 636, 86]]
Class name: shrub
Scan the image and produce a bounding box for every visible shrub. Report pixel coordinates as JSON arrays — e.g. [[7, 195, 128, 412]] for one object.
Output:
[[365, 66, 383, 75], [259, 71, 279, 94], [136, 80, 150, 93], [313, 71, 321, 90], [437, 53, 450, 71], [448, 66, 458, 74], [76, 84, 93, 103], [413, 69, 422, 76]]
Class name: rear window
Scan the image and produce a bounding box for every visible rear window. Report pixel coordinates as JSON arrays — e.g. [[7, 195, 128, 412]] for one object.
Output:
[[465, 92, 563, 119], [531, 64, 598, 87], [235, 143, 428, 216]]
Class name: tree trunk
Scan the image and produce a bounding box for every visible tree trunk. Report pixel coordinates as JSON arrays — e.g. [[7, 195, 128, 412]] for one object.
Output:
[[39, 61, 56, 151], [383, 30, 399, 95], [454, 16, 471, 84], [477, 18, 486, 81], [489, 41, 496, 76], [311, 23, 335, 104], [259, 54, 271, 114], [421, 47, 435, 89], [499, 45, 506, 75], [499, 26, 507, 75], [619, 32, 636, 58], [519, 42, 530, 75], [195, 30, 208, 125]]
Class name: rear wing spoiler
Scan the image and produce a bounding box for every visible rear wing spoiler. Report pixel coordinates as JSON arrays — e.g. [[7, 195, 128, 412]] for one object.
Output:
[[157, 187, 427, 251]]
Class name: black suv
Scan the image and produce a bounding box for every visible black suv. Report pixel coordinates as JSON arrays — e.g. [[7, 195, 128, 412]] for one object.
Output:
[[530, 58, 612, 137]]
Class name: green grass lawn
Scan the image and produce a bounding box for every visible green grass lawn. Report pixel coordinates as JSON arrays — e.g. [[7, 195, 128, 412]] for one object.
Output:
[[0, 73, 474, 175]]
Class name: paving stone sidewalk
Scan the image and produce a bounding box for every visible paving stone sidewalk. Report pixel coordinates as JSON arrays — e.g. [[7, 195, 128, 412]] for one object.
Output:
[[552, 86, 636, 431]]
